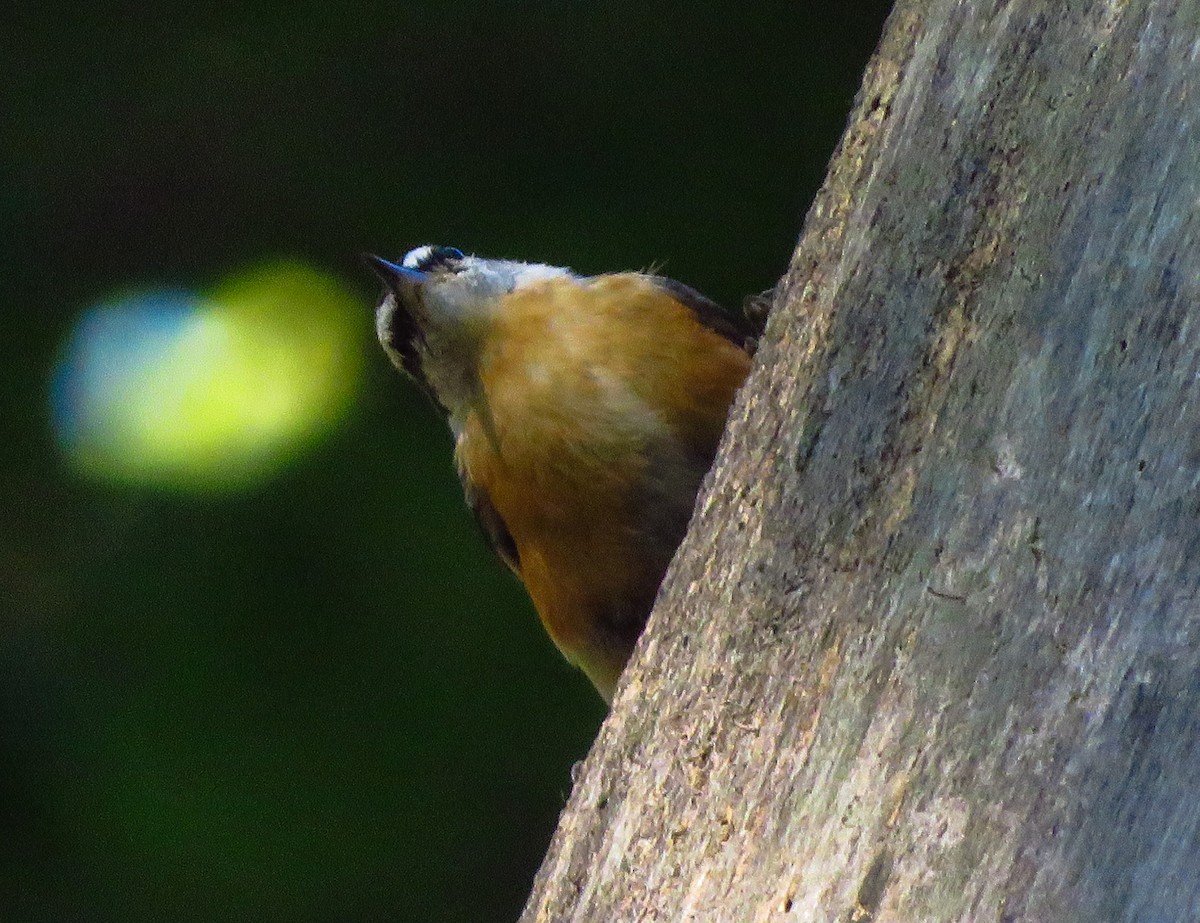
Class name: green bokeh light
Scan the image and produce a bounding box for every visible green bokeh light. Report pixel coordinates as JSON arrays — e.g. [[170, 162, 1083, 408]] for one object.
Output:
[[52, 261, 365, 491]]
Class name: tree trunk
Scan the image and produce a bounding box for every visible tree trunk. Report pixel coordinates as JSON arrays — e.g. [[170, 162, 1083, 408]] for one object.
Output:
[[521, 1, 1200, 920]]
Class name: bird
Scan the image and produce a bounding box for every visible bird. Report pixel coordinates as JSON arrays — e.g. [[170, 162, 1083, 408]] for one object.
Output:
[[367, 245, 755, 702]]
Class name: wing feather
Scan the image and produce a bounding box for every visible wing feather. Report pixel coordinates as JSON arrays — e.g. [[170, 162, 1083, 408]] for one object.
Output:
[[646, 276, 758, 353], [459, 469, 521, 575]]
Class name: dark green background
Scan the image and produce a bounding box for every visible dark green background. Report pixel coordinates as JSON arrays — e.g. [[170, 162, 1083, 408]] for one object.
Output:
[[2, 3, 891, 920]]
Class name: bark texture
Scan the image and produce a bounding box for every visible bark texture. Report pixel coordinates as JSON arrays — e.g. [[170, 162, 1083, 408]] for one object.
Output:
[[522, 1, 1200, 920]]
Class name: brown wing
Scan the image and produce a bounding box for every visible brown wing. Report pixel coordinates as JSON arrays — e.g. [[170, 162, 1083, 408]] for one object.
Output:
[[646, 276, 759, 353], [459, 468, 521, 576]]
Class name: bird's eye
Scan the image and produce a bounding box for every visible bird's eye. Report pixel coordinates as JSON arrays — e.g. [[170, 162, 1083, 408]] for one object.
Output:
[[413, 246, 465, 272]]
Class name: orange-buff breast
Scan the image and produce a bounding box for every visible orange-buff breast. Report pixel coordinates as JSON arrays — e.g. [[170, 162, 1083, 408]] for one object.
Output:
[[455, 274, 751, 700]]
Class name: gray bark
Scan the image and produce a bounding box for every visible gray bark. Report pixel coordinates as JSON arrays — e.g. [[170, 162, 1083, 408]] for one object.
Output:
[[521, 1, 1200, 921]]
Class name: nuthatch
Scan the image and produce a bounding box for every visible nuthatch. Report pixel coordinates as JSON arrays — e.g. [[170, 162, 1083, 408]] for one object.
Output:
[[367, 246, 754, 702]]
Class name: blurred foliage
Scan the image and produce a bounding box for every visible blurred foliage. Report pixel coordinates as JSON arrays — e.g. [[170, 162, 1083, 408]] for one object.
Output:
[[1, 1, 891, 920]]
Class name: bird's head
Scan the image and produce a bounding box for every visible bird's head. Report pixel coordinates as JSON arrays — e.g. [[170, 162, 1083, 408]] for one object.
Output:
[[365, 246, 569, 423]]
